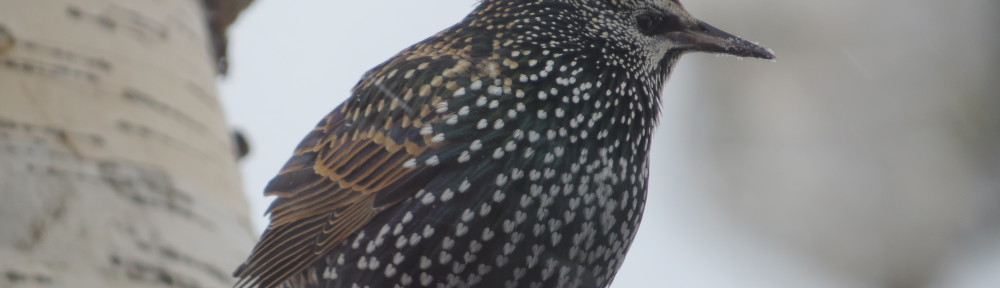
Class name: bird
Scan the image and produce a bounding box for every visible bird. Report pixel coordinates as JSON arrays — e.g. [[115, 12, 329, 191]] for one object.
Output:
[[233, 0, 773, 287]]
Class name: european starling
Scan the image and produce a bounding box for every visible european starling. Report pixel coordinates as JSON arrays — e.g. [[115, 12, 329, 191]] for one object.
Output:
[[234, 1, 773, 287]]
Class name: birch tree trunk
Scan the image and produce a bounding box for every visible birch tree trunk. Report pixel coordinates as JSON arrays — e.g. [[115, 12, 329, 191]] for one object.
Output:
[[0, 1, 254, 287]]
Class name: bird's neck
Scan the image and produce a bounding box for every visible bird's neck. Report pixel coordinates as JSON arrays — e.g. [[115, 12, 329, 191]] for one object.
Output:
[[473, 51, 664, 172]]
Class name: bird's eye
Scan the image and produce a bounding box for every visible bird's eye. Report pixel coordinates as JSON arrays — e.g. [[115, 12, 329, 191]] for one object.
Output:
[[636, 13, 683, 35], [635, 14, 660, 35]]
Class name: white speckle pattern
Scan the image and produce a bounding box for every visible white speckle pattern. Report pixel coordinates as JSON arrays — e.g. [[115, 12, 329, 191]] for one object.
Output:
[[279, 0, 714, 287]]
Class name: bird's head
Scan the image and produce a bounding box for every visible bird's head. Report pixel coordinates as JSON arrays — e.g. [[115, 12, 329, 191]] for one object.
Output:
[[454, 0, 772, 125], [607, 0, 774, 68], [472, 0, 773, 75]]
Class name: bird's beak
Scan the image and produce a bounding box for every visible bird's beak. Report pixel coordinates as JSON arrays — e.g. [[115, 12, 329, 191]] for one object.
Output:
[[675, 20, 774, 60]]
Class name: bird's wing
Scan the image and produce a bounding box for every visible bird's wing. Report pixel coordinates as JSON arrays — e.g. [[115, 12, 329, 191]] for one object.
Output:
[[233, 55, 469, 288]]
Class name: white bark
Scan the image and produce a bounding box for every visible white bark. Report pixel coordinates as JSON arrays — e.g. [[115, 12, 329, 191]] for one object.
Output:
[[0, 0, 254, 287]]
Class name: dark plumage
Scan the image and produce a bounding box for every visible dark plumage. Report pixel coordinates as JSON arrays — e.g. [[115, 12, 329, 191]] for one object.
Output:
[[234, 1, 773, 287]]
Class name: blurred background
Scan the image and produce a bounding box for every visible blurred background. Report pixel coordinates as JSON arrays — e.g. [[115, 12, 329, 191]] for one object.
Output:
[[219, 0, 1000, 287]]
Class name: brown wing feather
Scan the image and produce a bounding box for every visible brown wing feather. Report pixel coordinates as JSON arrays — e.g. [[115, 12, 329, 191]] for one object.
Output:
[[233, 107, 441, 288], [234, 48, 477, 287]]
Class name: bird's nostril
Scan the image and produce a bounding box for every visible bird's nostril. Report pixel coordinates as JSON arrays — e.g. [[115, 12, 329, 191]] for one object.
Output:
[[697, 22, 710, 33]]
